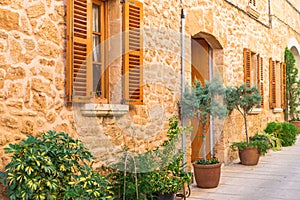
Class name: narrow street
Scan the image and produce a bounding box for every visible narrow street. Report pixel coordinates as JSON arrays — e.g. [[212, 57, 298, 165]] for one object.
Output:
[[189, 135, 300, 200]]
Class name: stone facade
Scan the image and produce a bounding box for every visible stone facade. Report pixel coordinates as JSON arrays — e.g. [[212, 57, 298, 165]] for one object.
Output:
[[0, 0, 300, 189]]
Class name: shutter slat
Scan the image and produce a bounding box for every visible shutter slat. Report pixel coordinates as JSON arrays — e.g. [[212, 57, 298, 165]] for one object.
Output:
[[281, 62, 286, 109], [66, 0, 92, 103], [123, 0, 143, 105], [257, 55, 264, 107], [243, 48, 251, 87], [269, 58, 276, 108]]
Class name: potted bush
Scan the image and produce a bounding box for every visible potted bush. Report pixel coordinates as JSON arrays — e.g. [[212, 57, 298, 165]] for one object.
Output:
[[107, 116, 191, 200], [284, 47, 300, 129], [181, 78, 227, 188], [226, 84, 267, 165]]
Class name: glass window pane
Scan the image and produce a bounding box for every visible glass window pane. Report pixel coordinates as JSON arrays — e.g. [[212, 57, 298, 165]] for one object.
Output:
[[92, 4, 100, 32], [93, 64, 101, 93], [92, 35, 101, 62]]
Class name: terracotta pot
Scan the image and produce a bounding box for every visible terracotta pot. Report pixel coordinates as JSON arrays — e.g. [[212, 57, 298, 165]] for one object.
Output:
[[238, 146, 260, 165], [290, 121, 300, 132], [193, 162, 222, 188]]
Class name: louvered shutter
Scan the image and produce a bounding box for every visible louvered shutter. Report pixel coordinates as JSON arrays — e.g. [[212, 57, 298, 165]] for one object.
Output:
[[123, 0, 143, 105], [243, 48, 251, 87], [269, 58, 276, 108], [257, 55, 264, 107], [66, 0, 92, 103], [281, 62, 286, 109]]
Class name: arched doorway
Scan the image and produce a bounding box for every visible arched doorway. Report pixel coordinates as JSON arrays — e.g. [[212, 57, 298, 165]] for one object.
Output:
[[190, 32, 223, 162], [290, 46, 300, 79]]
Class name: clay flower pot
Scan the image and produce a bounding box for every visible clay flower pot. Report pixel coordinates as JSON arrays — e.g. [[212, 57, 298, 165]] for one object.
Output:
[[193, 162, 222, 188], [238, 146, 260, 165]]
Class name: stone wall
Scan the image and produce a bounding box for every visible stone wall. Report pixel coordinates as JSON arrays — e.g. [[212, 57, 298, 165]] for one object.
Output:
[[0, 2, 300, 196]]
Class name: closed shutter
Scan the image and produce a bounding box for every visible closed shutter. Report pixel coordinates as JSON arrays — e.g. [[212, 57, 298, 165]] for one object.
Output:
[[243, 48, 251, 87], [281, 62, 286, 109], [123, 0, 143, 105], [66, 0, 92, 103], [269, 58, 276, 108], [257, 55, 264, 107]]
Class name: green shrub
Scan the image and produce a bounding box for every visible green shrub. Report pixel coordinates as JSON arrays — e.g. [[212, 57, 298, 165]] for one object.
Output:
[[264, 122, 297, 146], [0, 130, 113, 200], [250, 132, 282, 151], [106, 116, 191, 199]]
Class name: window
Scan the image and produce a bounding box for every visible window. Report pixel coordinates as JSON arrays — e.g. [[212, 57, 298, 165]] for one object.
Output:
[[269, 59, 286, 109], [243, 48, 264, 106], [66, 0, 143, 105]]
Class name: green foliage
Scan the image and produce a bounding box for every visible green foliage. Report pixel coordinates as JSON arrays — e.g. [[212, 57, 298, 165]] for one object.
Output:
[[250, 132, 282, 151], [264, 122, 297, 146], [195, 157, 219, 165], [107, 116, 191, 199], [1, 130, 113, 200], [181, 78, 228, 124], [284, 47, 300, 120], [226, 84, 262, 142], [230, 140, 268, 155], [181, 78, 228, 160]]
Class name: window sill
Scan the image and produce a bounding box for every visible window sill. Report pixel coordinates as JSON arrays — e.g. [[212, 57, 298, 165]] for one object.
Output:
[[246, 4, 260, 19], [81, 103, 129, 117], [249, 108, 262, 115], [273, 108, 283, 113]]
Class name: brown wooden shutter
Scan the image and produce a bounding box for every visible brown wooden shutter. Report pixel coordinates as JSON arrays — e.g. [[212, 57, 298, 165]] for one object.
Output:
[[281, 62, 286, 109], [243, 48, 251, 87], [66, 0, 92, 103], [257, 55, 264, 107], [269, 58, 276, 108], [123, 0, 143, 105]]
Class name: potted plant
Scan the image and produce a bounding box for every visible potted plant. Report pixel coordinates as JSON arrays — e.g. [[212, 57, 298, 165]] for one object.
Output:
[[226, 84, 266, 165], [181, 78, 228, 188], [284, 47, 300, 129], [106, 116, 191, 200]]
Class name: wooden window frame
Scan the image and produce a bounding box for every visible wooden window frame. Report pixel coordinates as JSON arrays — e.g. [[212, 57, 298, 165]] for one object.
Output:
[[269, 58, 276, 109], [66, 0, 108, 104], [281, 62, 286, 109]]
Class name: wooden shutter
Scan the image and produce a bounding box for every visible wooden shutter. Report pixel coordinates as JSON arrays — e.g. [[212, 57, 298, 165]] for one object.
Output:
[[243, 48, 251, 87], [269, 58, 276, 108], [66, 0, 92, 103], [281, 62, 286, 109], [123, 0, 143, 105], [257, 55, 264, 107]]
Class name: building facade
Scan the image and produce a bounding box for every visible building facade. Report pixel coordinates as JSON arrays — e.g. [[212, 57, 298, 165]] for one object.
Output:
[[0, 0, 300, 185]]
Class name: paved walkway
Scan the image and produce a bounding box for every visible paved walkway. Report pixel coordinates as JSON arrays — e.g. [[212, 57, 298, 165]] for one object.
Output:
[[188, 135, 300, 200]]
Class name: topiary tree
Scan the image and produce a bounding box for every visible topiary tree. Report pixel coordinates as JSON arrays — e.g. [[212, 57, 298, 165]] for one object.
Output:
[[226, 84, 262, 143], [180, 78, 228, 161], [0, 130, 113, 200], [284, 47, 300, 121]]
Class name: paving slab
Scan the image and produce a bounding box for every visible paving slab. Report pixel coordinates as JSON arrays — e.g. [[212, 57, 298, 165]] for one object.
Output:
[[188, 135, 300, 200]]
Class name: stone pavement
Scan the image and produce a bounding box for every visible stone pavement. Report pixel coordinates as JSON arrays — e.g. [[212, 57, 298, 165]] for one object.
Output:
[[188, 135, 300, 200]]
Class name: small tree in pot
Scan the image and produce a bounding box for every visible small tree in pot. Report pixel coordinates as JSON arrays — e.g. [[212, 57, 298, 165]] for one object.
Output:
[[180, 78, 227, 188], [226, 84, 268, 165]]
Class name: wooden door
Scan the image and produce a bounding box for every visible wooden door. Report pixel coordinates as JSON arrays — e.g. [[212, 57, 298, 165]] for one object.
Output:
[[191, 39, 211, 162]]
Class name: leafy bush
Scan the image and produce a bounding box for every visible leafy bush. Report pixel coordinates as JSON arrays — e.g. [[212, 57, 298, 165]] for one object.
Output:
[[250, 132, 282, 151], [0, 130, 113, 200], [264, 122, 297, 146], [106, 116, 191, 199]]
